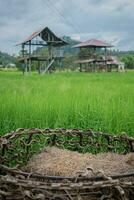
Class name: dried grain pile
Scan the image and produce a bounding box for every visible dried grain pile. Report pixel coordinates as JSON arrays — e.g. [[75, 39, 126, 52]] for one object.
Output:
[[26, 147, 134, 177]]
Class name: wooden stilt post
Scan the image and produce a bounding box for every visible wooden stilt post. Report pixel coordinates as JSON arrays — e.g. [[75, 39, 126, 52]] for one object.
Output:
[[94, 47, 96, 72], [79, 63, 82, 72], [22, 44, 24, 57], [105, 47, 107, 72], [28, 59, 31, 73], [29, 41, 31, 74], [25, 59, 28, 73], [22, 44, 25, 75], [59, 58, 62, 69], [38, 61, 41, 74], [47, 44, 54, 73]]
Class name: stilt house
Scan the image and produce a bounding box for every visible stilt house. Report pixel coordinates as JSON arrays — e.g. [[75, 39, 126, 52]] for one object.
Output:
[[74, 39, 124, 72], [17, 27, 68, 74]]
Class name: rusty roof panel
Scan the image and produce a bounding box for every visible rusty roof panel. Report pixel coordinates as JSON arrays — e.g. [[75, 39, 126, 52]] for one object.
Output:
[[74, 39, 113, 48]]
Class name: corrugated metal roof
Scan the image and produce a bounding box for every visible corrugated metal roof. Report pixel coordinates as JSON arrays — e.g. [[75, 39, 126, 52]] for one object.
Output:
[[73, 39, 113, 48], [17, 27, 68, 46]]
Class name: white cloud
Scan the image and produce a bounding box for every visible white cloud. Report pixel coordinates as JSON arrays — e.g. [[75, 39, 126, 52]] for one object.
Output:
[[0, 0, 134, 54], [71, 34, 81, 41]]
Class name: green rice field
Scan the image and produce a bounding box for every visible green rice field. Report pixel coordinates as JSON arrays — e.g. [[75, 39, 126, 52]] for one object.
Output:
[[0, 71, 134, 136]]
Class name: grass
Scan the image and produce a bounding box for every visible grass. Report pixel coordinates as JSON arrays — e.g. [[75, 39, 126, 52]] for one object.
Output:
[[0, 71, 134, 136]]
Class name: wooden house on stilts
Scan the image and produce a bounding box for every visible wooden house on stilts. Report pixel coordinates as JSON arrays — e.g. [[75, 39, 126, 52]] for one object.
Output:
[[17, 27, 68, 74], [74, 39, 124, 72]]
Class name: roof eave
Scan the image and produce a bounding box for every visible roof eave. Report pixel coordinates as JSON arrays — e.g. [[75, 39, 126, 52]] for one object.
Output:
[[73, 44, 113, 48]]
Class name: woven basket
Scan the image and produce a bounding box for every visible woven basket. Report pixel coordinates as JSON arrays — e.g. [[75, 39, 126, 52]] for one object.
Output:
[[0, 128, 134, 200]]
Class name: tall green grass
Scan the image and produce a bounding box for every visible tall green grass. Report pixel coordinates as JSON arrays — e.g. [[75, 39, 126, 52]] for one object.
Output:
[[0, 71, 134, 136]]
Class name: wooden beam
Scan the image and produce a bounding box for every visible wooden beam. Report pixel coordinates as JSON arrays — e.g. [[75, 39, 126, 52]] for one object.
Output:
[[24, 43, 47, 46], [38, 61, 41, 74], [29, 41, 31, 73]]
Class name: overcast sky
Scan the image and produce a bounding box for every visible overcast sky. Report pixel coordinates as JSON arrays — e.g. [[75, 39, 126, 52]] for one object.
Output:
[[0, 0, 134, 55]]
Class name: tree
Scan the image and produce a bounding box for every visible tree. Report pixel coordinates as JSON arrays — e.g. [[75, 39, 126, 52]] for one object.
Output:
[[120, 55, 134, 69]]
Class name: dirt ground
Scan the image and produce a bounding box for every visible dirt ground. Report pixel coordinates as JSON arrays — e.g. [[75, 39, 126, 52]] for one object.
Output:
[[25, 147, 134, 177]]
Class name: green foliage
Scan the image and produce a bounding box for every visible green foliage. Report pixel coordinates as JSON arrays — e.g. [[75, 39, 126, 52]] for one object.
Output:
[[0, 71, 134, 136], [120, 54, 134, 69], [62, 55, 78, 70], [78, 48, 95, 59], [0, 51, 16, 66], [61, 36, 79, 55]]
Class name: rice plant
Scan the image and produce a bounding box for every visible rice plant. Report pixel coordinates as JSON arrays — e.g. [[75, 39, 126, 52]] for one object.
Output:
[[0, 71, 134, 136]]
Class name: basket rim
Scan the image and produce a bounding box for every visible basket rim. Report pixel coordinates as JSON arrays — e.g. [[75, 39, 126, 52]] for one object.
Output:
[[1, 128, 134, 141], [1, 164, 134, 182], [1, 128, 134, 182]]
